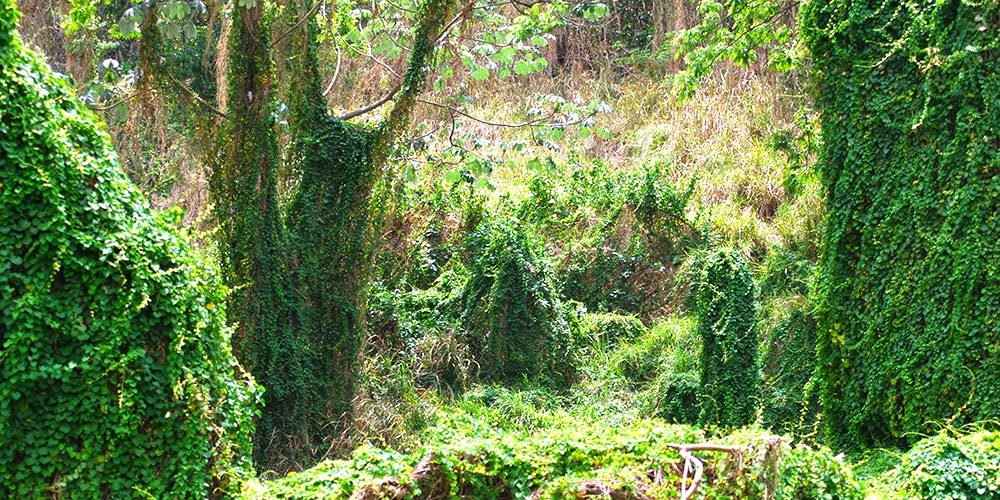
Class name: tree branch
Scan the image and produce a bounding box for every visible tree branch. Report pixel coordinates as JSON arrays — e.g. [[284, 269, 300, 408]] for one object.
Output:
[[322, 43, 343, 97], [336, 80, 402, 120], [270, 0, 324, 49], [165, 73, 227, 118]]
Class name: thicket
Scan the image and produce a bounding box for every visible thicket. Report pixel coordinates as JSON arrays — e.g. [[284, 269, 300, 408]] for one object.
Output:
[[459, 219, 574, 385], [0, 4, 256, 496], [694, 248, 760, 428], [246, 416, 863, 499], [803, 0, 1000, 448], [760, 300, 821, 437]]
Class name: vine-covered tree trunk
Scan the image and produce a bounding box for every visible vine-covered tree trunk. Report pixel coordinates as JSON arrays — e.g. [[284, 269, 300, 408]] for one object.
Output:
[[696, 249, 760, 427], [210, 0, 457, 468], [213, 2, 310, 463], [803, 0, 1000, 449], [283, 0, 458, 437]]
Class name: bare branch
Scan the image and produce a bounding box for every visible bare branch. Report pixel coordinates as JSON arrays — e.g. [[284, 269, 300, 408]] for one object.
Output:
[[418, 98, 598, 129], [165, 73, 227, 118], [337, 80, 403, 120], [322, 43, 343, 97], [89, 88, 151, 111]]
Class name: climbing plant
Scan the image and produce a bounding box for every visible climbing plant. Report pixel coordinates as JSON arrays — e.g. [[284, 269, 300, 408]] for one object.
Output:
[[0, 3, 257, 496], [460, 219, 575, 385], [211, 1, 314, 464], [803, 0, 1000, 448], [695, 248, 760, 427]]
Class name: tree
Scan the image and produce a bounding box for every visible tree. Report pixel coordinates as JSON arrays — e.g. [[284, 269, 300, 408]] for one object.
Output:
[[0, 3, 256, 495], [803, 0, 1000, 449]]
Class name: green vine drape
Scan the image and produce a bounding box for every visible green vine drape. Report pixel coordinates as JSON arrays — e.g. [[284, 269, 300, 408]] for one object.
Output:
[[0, 2, 257, 495], [803, 0, 1000, 449]]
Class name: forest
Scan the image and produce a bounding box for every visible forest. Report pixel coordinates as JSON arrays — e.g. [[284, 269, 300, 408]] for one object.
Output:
[[1, 0, 998, 497]]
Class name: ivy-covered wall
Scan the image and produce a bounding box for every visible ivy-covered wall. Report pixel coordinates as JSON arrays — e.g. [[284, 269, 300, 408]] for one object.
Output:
[[0, 2, 256, 496], [803, 0, 1000, 448]]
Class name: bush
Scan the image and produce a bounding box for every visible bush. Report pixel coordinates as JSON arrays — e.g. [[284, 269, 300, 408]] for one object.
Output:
[[614, 315, 697, 385], [649, 372, 701, 424], [870, 430, 1000, 499], [248, 416, 864, 499], [694, 248, 761, 427], [0, 8, 256, 497], [761, 299, 821, 437], [459, 219, 574, 385], [803, 0, 1000, 448], [579, 312, 646, 348]]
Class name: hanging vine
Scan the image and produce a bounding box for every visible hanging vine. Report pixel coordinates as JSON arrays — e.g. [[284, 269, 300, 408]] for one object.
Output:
[[803, 0, 1000, 448]]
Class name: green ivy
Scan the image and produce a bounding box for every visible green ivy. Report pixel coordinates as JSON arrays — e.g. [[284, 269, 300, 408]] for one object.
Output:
[[803, 0, 1000, 448], [247, 416, 863, 499], [0, 3, 257, 496], [459, 219, 574, 385], [695, 248, 760, 427], [760, 300, 821, 438]]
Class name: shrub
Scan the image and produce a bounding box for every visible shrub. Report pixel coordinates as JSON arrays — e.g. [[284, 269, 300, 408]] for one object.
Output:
[[579, 312, 647, 348], [615, 315, 699, 385], [649, 372, 701, 424], [459, 219, 574, 385], [0, 7, 256, 497], [247, 416, 864, 499], [694, 248, 761, 427], [871, 430, 1000, 499], [803, 0, 1000, 448]]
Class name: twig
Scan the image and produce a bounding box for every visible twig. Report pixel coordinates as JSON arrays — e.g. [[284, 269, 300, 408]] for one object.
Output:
[[90, 87, 151, 111]]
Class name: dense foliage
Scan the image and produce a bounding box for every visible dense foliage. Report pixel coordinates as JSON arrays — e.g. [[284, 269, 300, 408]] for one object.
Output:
[[10, 0, 1000, 495], [0, 3, 256, 496], [245, 416, 863, 499], [761, 301, 821, 437], [695, 248, 760, 427], [460, 220, 574, 385], [803, 0, 1000, 448]]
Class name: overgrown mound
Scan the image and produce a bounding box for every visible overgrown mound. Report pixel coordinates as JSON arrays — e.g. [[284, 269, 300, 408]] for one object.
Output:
[[459, 219, 573, 384], [246, 417, 862, 499], [0, 5, 256, 496], [693, 248, 760, 427], [803, 0, 1000, 447], [867, 430, 1000, 499]]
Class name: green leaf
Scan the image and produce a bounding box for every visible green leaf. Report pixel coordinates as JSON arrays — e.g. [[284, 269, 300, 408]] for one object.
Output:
[[471, 67, 489, 81]]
